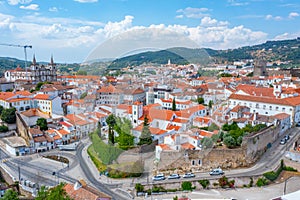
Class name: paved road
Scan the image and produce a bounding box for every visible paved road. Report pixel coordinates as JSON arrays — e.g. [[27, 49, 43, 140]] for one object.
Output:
[[76, 142, 129, 200]]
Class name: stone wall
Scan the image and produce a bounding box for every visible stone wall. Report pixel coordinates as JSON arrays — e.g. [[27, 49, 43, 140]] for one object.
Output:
[[243, 125, 280, 163], [157, 126, 280, 173]]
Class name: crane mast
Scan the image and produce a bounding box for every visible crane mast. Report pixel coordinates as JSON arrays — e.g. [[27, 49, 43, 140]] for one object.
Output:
[[0, 43, 32, 80]]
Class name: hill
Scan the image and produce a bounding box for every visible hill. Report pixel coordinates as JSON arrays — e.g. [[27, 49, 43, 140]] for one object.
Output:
[[106, 37, 300, 69]]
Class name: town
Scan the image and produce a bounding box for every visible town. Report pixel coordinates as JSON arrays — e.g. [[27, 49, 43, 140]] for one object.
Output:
[[0, 44, 300, 200]]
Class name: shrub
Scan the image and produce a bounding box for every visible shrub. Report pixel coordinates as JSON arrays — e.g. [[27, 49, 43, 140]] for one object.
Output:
[[135, 183, 144, 193], [283, 166, 298, 172], [228, 180, 235, 188], [198, 179, 210, 189], [218, 176, 229, 188], [213, 182, 219, 187], [0, 125, 8, 132], [248, 177, 254, 187], [181, 181, 193, 191], [173, 196, 178, 200], [263, 171, 278, 181], [256, 177, 268, 187]]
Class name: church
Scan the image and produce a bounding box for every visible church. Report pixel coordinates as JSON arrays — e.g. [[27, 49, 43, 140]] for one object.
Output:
[[4, 55, 57, 83]]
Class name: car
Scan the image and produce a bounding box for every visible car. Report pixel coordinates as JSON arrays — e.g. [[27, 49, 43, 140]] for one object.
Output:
[[168, 173, 180, 179], [152, 174, 165, 181], [209, 168, 224, 175], [284, 135, 290, 141], [280, 138, 287, 145], [183, 172, 195, 178]]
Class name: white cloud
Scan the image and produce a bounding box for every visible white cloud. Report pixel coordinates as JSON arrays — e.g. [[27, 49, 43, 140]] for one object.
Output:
[[176, 7, 210, 19], [288, 12, 299, 19], [274, 32, 300, 40], [227, 0, 249, 6], [0, 12, 270, 62], [49, 7, 58, 12], [19, 3, 39, 10], [265, 14, 283, 21], [7, 0, 31, 5], [74, 0, 98, 3]]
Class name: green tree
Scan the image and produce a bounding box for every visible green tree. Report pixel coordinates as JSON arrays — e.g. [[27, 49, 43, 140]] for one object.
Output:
[[2, 189, 19, 200], [197, 97, 204, 104], [135, 183, 144, 193], [198, 179, 210, 189], [80, 92, 87, 99], [181, 181, 193, 191], [0, 125, 8, 132], [208, 100, 213, 109], [37, 118, 48, 131], [172, 98, 176, 111], [106, 115, 116, 145], [138, 115, 152, 145], [223, 136, 236, 148], [0, 105, 4, 115], [36, 183, 72, 200], [201, 137, 213, 149], [35, 82, 53, 91], [1, 107, 16, 124], [76, 70, 87, 75]]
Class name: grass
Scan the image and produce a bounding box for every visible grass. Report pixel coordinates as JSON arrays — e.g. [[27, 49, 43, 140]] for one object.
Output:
[[87, 145, 107, 172], [89, 131, 123, 165]]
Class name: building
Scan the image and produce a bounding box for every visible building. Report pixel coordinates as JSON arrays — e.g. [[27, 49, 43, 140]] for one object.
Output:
[[4, 55, 57, 83]]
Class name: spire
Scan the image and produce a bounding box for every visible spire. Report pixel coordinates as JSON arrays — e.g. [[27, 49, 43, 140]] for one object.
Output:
[[32, 54, 36, 65], [49, 54, 56, 66]]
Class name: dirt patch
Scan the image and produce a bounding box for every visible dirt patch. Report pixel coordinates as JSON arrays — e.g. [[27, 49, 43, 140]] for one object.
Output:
[[44, 155, 69, 164]]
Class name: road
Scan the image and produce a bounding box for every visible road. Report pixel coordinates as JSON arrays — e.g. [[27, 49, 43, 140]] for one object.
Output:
[[75, 142, 129, 200]]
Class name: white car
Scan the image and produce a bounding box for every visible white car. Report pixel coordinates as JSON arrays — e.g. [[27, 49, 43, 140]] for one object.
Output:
[[152, 174, 165, 181], [168, 173, 180, 179], [209, 168, 224, 175], [183, 172, 195, 178]]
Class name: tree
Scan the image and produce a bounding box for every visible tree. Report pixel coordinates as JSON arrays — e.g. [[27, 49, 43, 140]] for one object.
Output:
[[37, 118, 48, 131], [76, 70, 87, 75], [198, 179, 210, 189], [181, 181, 193, 191], [208, 100, 213, 109], [201, 137, 213, 149], [197, 97, 204, 104], [2, 189, 19, 200], [1, 107, 16, 124], [135, 183, 144, 193], [172, 98, 176, 111], [80, 92, 87, 99], [106, 115, 116, 145], [0, 125, 8, 132], [223, 136, 236, 148], [138, 115, 152, 145], [0, 105, 4, 115], [36, 183, 72, 200]]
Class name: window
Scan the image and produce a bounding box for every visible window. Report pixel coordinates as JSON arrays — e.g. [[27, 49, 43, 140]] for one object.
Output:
[[276, 107, 279, 111], [269, 106, 272, 110], [198, 160, 202, 165], [191, 160, 195, 166], [256, 103, 259, 108], [263, 105, 266, 109], [282, 108, 285, 112]]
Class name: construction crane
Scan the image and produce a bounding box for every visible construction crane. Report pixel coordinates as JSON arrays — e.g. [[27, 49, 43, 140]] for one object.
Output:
[[0, 43, 32, 80]]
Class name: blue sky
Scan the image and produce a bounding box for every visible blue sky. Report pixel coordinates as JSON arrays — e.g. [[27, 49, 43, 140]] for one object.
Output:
[[0, 0, 299, 63]]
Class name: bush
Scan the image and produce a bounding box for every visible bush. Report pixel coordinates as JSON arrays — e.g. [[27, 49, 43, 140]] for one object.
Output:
[[0, 125, 8, 132], [218, 176, 229, 188], [152, 186, 166, 193], [249, 177, 254, 187], [181, 181, 193, 191], [263, 171, 278, 181], [198, 179, 210, 189], [283, 166, 298, 172], [256, 177, 268, 187], [135, 183, 144, 193]]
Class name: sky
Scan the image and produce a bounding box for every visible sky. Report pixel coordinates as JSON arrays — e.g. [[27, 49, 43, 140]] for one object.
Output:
[[0, 0, 299, 63]]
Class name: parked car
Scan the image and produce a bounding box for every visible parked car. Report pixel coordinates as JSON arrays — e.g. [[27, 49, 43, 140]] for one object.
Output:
[[280, 138, 287, 145], [152, 174, 165, 181], [168, 174, 180, 179], [183, 172, 195, 178], [209, 168, 224, 175], [284, 135, 290, 141]]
